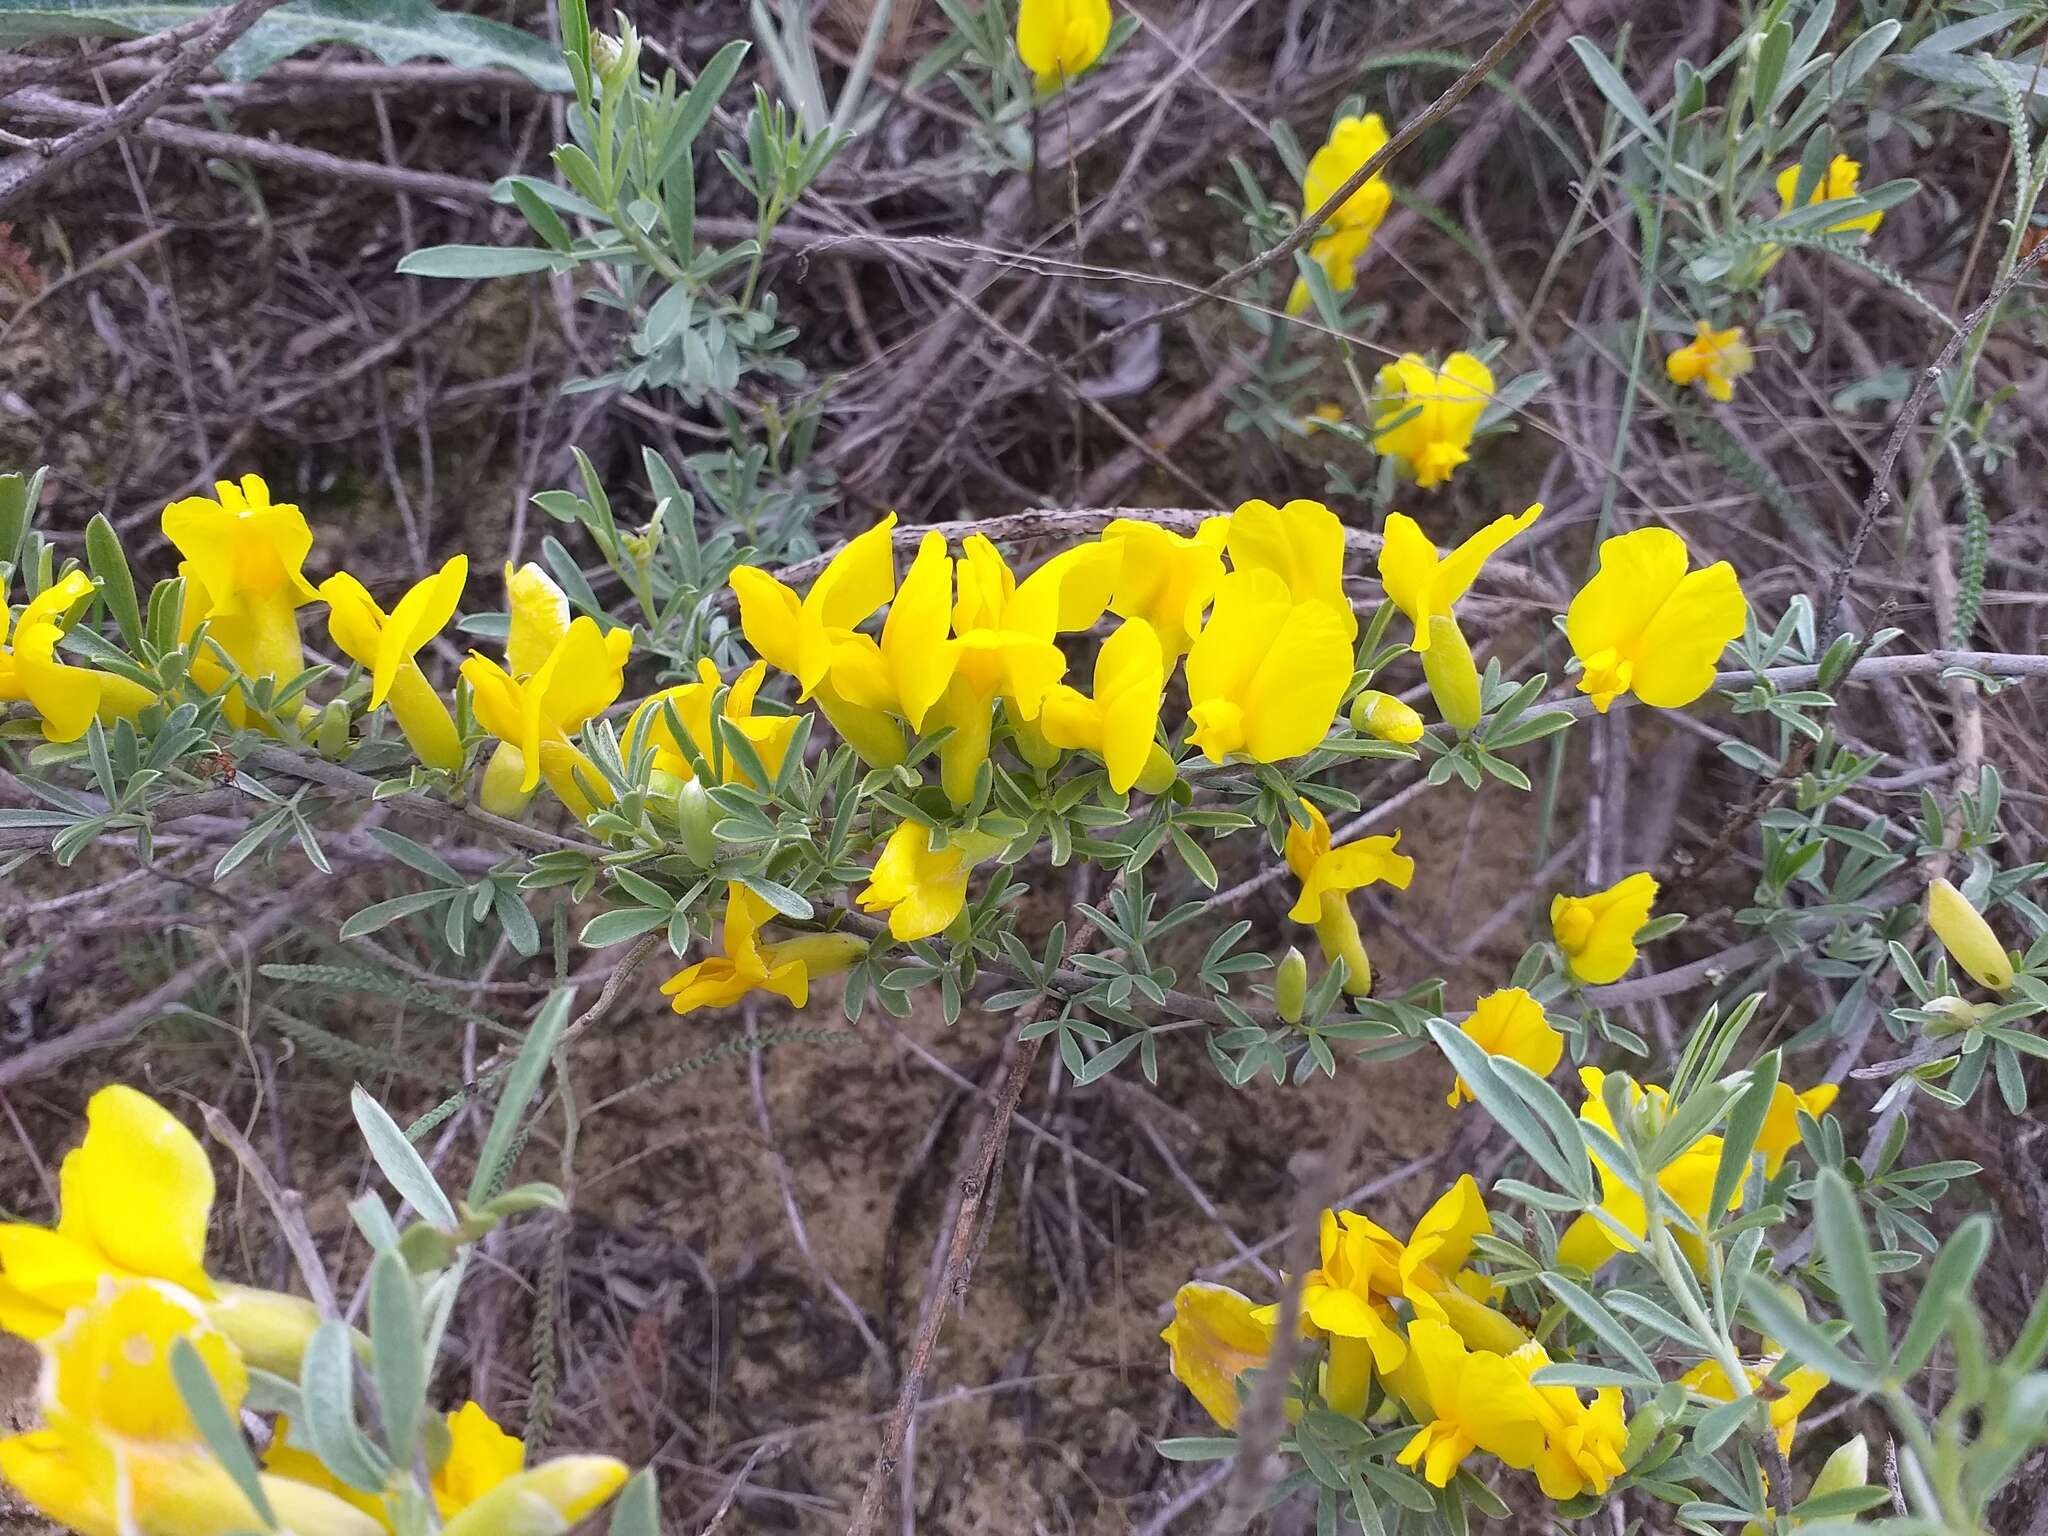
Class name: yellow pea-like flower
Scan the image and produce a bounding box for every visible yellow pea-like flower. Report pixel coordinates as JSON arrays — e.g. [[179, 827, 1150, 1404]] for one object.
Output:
[[1159, 1282, 1274, 1429], [1037, 617, 1165, 794], [1776, 153, 1882, 237], [1555, 1068, 1731, 1274], [1224, 497, 1356, 639], [1927, 876, 2015, 993], [1375, 503, 1541, 653], [1100, 516, 1228, 659], [437, 1456, 630, 1536], [1185, 570, 1352, 764], [1505, 1338, 1629, 1500], [319, 556, 468, 773], [1567, 527, 1748, 714], [1254, 1208, 1407, 1417], [162, 474, 320, 722], [1680, 1353, 1827, 1457], [1447, 987, 1563, 1108], [265, 1397, 527, 1531], [0, 1086, 318, 1376], [1283, 798, 1413, 995], [1755, 1081, 1840, 1176], [1550, 870, 1658, 986], [661, 883, 867, 1017], [1387, 1319, 1545, 1488], [1287, 114, 1393, 316], [623, 657, 800, 790], [1015, 0, 1112, 92], [0, 570, 156, 743], [1372, 353, 1495, 490], [1666, 320, 1754, 402], [857, 820, 1009, 942]]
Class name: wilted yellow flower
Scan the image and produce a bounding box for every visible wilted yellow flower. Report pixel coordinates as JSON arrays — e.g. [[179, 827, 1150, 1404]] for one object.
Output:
[[1388, 1320, 1544, 1487], [1100, 517, 1228, 658], [624, 657, 800, 790], [1255, 1208, 1406, 1416], [1349, 689, 1424, 744], [1550, 871, 1658, 986], [1448, 987, 1563, 1108], [1186, 571, 1352, 764], [1681, 1353, 1827, 1456], [1756, 1081, 1839, 1176], [1373, 353, 1495, 490], [1160, 1282, 1273, 1428], [1506, 1339, 1628, 1500], [1225, 497, 1356, 639], [857, 820, 1009, 942], [1376, 504, 1541, 653], [460, 563, 630, 820], [320, 556, 467, 773], [1567, 528, 1747, 713], [1015, 0, 1112, 91], [0, 1086, 318, 1375], [662, 883, 866, 1016], [1556, 1068, 1731, 1273], [1284, 799, 1412, 995], [1287, 114, 1393, 315], [0, 570, 156, 743], [1037, 617, 1165, 793], [1927, 877, 2015, 993], [1666, 320, 1753, 402], [1777, 154, 1882, 237]]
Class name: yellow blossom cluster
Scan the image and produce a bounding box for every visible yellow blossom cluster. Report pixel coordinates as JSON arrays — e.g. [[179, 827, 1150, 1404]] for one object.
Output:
[[0, 1088, 628, 1535]]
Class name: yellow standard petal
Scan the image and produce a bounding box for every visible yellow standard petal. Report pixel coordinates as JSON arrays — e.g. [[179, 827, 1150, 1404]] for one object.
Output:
[[1184, 570, 1351, 764], [1159, 1282, 1273, 1429], [1101, 518, 1227, 658], [1226, 497, 1356, 638], [1550, 871, 1658, 986], [56, 1085, 216, 1297], [434, 1401, 527, 1519], [1375, 503, 1540, 651], [1015, 0, 1113, 89], [1448, 987, 1562, 1108]]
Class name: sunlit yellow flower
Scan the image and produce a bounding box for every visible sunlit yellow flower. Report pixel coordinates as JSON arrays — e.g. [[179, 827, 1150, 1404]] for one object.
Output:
[[0, 571, 156, 742], [1376, 504, 1540, 654], [162, 474, 320, 724], [1550, 871, 1658, 986], [1927, 877, 2015, 993], [1666, 321, 1753, 402], [0, 1086, 318, 1375], [1186, 571, 1352, 764], [1037, 618, 1164, 793], [623, 657, 799, 789], [1287, 114, 1393, 316], [1567, 528, 1747, 714], [1100, 517, 1228, 658], [460, 563, 630, 820], [1505, 1339, 1628, 1499], [662, 884, 865, 1016], [1283, 799, 1412, 995], [1556, 1068, 1729, 1273], [731, 515, 908, 765], [1015, 0, 1112, 91], [1756, 1082, 1839, 1176], [1390, 1177, 1514, 1339], [1225, 497, 1356, 638], [1388, 1319, 1544, 1488], [319, 557, 467, 772], [1448, 987, 1562, 1108], [1777, 154, 1882, 237], [1372, 354, 1495, 489], [1348, 689, 1424, 744], [1254, 1209, 1406, 1416], [437, 1456, 629, 1536], [1160, 1282, 1274, 1429], [857, 820, 1010, 942], [0, 1282, 381, 1536], [1681, 1353, 1827, 1456]]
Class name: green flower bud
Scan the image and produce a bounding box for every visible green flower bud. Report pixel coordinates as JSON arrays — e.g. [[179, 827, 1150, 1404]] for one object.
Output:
[[673, 777, 719, 867], [314, 698, 351, 759], [1274, 947, 1308, 1024]]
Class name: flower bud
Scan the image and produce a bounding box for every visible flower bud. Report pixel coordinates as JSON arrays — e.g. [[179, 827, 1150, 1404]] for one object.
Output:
[[672, 777, 719, 867], [1274, 947, 1308, 1023], [1348, 688, 1424, 744], [1923, 994, 1990, 1035], [1810, 1435, 1870, 1500], [314, 698, 352, 759], [1420, 614, 1482, 735], [478, 743, 536, 819], [205, 1283, 321, 1377], [1927, 877, 2014, 993], [1135, 743, 1178, 795]]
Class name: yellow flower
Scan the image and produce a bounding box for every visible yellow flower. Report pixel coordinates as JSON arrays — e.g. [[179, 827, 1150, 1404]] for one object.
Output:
[[1776, 153, 1882, 237], [731, 515, 908, 765], [1506, 1339, 1628, 1500], [1100, 517, 1228, 658], [265, 1399, 535, 1532], [1225, 497, 1356, 639], [0, 1086, 318, 1375], [0, 1282, 381, 1536], [319, 556, 467, 773], [1372, 353, 1495, 490], [1390, 1177, 1505, 1332], [1015, 0, 1111, 91], [1283, 799, 1413, 995], [1927, 877, 2015, 993], [1256, 1209, 1406, 1416], [1388, 1319, 1544, 1488], [1681, 1354, 1827, 1457], [1287, 114, 1393, 316], [460, 563, 631, 820], [1666, 321, 1753, 402], [1550, 871, 1658, 986], [857, 820, 1009, 942], [1185, 571, 1352, 764], [0, 571, 156, 743], [623, 657, 800, 789], [1160, 1282, 1274, 1429], [661, 883, 867, 1017], [162, 474, 320, 720], [1567, 528, 1747, 714], [437, 1456, 629, 1536], [1756, 1082, 1839, 1176], [1037, 618, 1165, 793], [1556, 1068, 1730, 1273], [1376, 503, 1541, 653], [1448, 988, 1562, 1108], [1348, 689, 1424, 744]]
